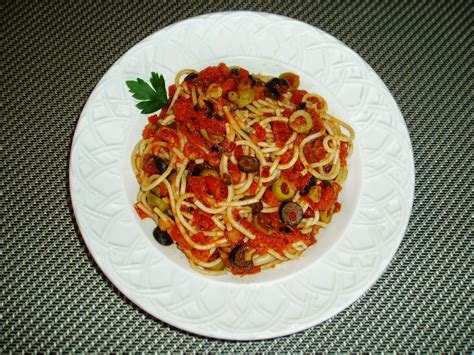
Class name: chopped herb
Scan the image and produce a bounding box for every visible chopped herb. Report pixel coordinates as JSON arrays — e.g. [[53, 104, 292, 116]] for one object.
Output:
[[126, 72, 168, 114]]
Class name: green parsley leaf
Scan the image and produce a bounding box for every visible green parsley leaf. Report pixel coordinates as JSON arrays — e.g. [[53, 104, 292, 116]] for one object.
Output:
[[126, 72, 168, 114]]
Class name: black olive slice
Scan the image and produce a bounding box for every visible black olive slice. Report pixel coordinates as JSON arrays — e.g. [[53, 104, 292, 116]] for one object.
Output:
[[222, 173, 232, 185], [279, 202, 303, 227], [229, 244, 253, 269], [265, 77, 289, 99], [237, 155, 260, 173], [184, 72, 198, 81], [203, 100, 214, 118], [279, 226, 292, 233], [301, 176, 317, 195], [250, 201, 263, 214], [153, 157, 169, 174], [153, 226, 173, 246], [189, 163, 211, 176], [249, 75, 256, 86]]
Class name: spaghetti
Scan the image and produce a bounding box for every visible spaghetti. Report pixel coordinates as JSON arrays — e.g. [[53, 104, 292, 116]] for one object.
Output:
[[131, 64, 354, 275]]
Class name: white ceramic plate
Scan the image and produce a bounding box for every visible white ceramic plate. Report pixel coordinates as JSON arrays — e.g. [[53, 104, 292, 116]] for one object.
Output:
[[69, 12, 415, 340]]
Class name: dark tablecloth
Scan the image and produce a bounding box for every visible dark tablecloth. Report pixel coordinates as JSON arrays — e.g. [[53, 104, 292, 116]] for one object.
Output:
[[2, 0, 471, 351]]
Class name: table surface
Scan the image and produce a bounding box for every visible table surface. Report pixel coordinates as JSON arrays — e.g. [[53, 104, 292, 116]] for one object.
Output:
[[2, 0, 471, 352]]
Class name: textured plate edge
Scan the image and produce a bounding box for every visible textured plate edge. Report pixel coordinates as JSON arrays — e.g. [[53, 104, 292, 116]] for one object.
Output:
[[68, 11, 416, 341]]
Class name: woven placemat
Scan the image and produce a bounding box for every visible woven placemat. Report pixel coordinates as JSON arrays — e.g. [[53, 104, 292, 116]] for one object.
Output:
[[1, 0, 472, 351]]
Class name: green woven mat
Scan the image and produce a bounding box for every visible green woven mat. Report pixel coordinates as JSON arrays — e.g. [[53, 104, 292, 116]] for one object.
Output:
[[2, 0, 472, 351]]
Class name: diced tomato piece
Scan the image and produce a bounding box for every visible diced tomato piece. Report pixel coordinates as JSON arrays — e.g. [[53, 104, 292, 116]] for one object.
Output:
[[187, 176, 208, 195], [187, 176, 227, 201], [154, 126, 180, 148], [303, 139, 326, 163], [198, 115, 226, 136], [192, 210, 215, 230], [279, 150, 293, 164], [205, 176, 228, 201], [282, 108, 293, 117], [248, 180, 259, 195], [191, 249, 212, 262], [148, 114, 159, 125], [198, 65, 225, 86], [312, 184, 338, 211], [234, 145, 244, 160], [155, 183, 168, 197], [222, 78, 237, 96], [262, 190, 280, 207], [184, 142, 206, 160], [141, 155, 159, 175], [134, 203, 149, 219], [205, 152, 221, 167], [303, 207, 315, 218], [169, 225, 191, 250], [306, 96, 324, 110], [223, 140, 236, 153], [168, 84, 177, 101], [158, 107, 168, 119], [290, 89, 307, 105], [232, 209, 240, 219], [237, 68, 249, 80], [227, 162, 241, 184], [309, 109, 325, 132], [295, 133, 305, 146], [249, 133, 259, 144], [253, 123, 266, 141], [217, 63, 231, 78], [281, 161, 312, 190], [271, 121, 292, 147], [142, 124, 155, 139], [254, 86, 265, 100], [173, 97, 195, 122]]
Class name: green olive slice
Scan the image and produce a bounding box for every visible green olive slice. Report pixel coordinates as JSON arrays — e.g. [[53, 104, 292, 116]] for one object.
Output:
[[229, 244, 253, 269], [309, 185, 322, 202], [237, 155, 260, 173], [271, 178, 296, 201], [147, 193, 168, 212], [289, 110, 313, 133], [200, 168, 220, 178]]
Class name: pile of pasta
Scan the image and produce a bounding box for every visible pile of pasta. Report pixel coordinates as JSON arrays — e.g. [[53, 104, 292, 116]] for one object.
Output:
[[131, 63, 354, 275]]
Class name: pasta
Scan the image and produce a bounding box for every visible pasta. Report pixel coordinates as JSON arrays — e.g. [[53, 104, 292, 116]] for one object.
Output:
[[131, 64, 354, 276]]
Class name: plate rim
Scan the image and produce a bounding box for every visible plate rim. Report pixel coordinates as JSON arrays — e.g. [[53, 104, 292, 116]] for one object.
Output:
[[69, 10, 415, 340]]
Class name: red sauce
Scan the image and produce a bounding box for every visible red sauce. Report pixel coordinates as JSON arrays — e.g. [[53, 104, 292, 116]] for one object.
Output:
[[281, 161, 312, 190], [262, 190, 280, 207], [340, 142, 349, 166], [308, 109, 325, 132], [272, 121, 292, 147], [303, 138, 326, 164], [253, 123, 266, 141], [305, 183, 341, 211], [240, 219, 315, 255], [169, 225, 191, 250], [186, 176, 227, 202]]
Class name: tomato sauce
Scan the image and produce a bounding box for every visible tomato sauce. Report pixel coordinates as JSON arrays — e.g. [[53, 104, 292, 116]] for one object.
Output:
[[340, 142, 349, 166]]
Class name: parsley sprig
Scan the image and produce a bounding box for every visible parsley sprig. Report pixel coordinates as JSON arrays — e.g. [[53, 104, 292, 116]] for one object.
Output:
[[126, 72, 168, 114]]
